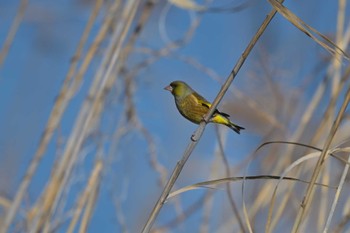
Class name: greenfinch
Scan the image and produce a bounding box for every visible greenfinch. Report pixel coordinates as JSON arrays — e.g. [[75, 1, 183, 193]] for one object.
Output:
[[164, 81, 244, 134]]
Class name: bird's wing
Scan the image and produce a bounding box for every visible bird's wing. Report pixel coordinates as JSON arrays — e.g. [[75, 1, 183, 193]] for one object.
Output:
[[192, 92, 230, 118], [193, 92, 211, 108]]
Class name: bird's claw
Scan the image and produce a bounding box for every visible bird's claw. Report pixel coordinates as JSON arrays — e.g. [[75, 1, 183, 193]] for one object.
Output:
[[201, 115, 209, 124], [191, 134, 197, 142]]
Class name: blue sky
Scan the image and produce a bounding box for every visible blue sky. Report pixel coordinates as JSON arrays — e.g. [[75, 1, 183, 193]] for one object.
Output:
[[0, 0, 349, 232]]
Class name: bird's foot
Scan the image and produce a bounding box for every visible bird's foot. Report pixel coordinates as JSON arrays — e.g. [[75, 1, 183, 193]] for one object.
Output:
[[191, 134, 197, 142], [201, 115, 209, 124]]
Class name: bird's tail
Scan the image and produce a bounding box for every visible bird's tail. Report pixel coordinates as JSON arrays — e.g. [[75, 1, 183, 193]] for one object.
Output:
[[211, 113, 245, 134], [228, 122, 245, 134]]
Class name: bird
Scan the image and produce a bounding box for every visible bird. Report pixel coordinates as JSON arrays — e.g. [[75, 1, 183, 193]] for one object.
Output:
[[164, 80, 244, 134]]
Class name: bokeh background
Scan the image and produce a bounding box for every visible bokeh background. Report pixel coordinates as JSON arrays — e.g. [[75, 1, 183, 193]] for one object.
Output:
[[1, 0, 350, 232]]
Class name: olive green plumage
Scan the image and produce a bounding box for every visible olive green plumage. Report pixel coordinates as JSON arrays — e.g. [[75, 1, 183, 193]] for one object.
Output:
[[164, 81, 244, 134]]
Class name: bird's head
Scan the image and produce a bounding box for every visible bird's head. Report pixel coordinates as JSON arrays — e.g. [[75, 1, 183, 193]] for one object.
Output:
[[164, 81, 193, 99]]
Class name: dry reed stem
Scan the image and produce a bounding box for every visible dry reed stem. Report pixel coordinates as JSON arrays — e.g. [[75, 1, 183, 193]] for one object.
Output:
[[200, 130, 238, 233], [245, 49, 308, 230], [266, 151, 330, 232], [262, 0, 342, 191], [66, 1, 117, 98], [323, 153, 350, 232], [256, 10, 348, 225], [66, 160, 103, 233], [215, 127, 246, 233], [292, 79, 350, 232], [0, 0, 28, 66], [243, 142, 322, 231], [104, 0, 157, 92], [268, 0, 349, 60], [317, 0, 347, 225], [0, 196, 11, 210], [268, 189, 291, 232], [27, 1, 137, 231], [1, 1, 104, 231], [290, 1, 349, 230], [78, 167, 101, 233], [169, 175, 333, 199], [246, 130, 305, 230], [331, 0, 346, 96], [333, 207, 350, 232], [261, 73, 329, 232], [232, 25, 333, 230], [310, 9, 350, 147], [310, 65, 350, 147], [322, 1, 350, 226]]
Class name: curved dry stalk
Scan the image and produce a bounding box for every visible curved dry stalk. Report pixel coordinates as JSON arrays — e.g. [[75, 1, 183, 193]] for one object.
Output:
[[241, 139, 350, 232], [255, 64, 332, 231], [262, 73, 329, 213], [256, 141, 350, 166], [242, 141, 333, 233], [265, 151, 323, 233], [256, 63, 343, 228], [169, 175, 331, 200]]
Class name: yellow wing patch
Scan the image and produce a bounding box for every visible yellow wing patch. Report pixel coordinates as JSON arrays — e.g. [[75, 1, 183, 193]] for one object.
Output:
[[193, 92, 211, 108]]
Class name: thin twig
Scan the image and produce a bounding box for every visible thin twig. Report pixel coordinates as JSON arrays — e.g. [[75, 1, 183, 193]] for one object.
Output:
[[0, 0, 28, 66], [215, 127, 246, 232], [66, 160, 103, 233]]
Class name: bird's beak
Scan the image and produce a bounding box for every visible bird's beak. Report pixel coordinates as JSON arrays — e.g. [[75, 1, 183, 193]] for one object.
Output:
[[164, 85, 173, 92]]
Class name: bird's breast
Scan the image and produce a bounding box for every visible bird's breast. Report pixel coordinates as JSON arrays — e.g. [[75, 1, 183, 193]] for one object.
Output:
[[175, 95, 209, 124]]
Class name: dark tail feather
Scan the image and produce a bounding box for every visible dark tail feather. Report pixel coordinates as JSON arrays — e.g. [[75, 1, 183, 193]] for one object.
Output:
[[228, 123, 245, 134]]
